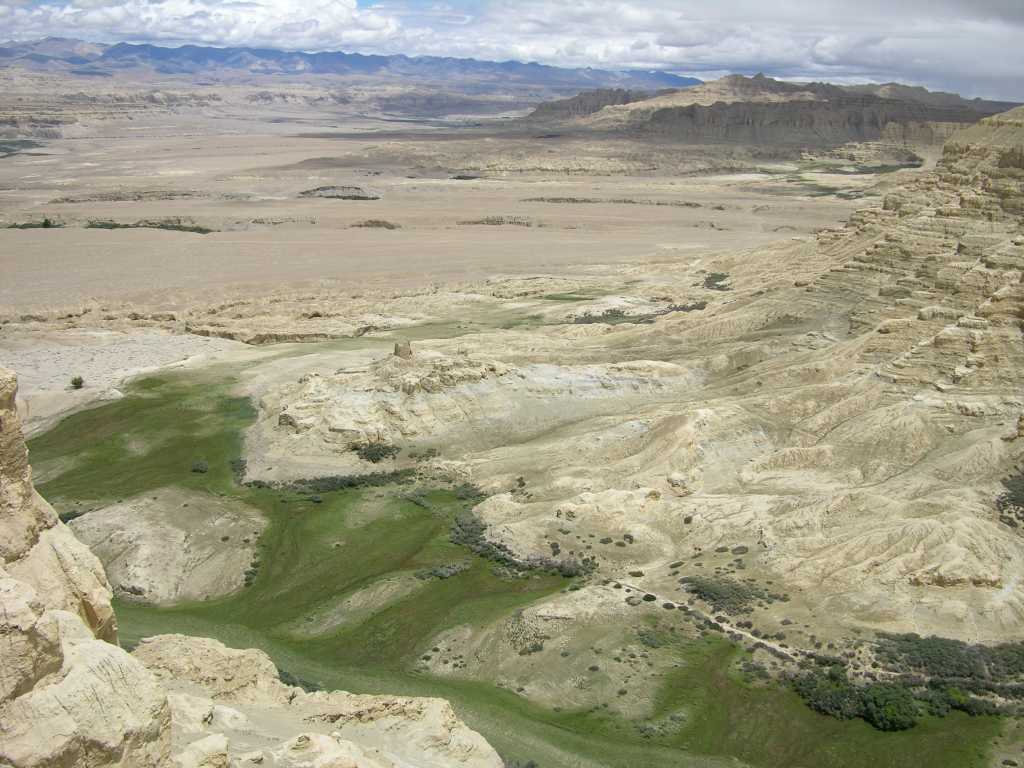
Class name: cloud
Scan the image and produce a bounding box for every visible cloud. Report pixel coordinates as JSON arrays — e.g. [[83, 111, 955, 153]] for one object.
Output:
[[2, 0, 399, 49], [1, 0, 1021, 100]]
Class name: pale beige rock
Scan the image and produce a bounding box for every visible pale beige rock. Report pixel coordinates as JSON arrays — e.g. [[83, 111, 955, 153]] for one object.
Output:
[[167, 692, 252, 736], [69, 488, 266, 605], [269, 733, 393, 768], [133, 634, 504, 768], [0, 572, 61, 703], [0, 609, 172, 768], [135, 634, 293, 706], [174, 733, 229, 768]]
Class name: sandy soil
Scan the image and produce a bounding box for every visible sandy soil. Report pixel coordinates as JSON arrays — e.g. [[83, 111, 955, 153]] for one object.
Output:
[[0, 113, 863, 312]]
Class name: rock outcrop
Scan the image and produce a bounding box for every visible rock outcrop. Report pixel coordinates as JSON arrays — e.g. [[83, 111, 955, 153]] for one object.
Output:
[[248, 348, 695, 480], [0, 367, 503, 768], [134, 635, 502, 768], [69, 488, 266, 605]]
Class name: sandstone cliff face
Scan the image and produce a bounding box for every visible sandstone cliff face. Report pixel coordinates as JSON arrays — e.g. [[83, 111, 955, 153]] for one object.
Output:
[[0, 367, 503, 768]]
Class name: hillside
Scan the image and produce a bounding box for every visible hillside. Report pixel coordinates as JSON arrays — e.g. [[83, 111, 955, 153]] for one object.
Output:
[[529, 74, 1018, 147]]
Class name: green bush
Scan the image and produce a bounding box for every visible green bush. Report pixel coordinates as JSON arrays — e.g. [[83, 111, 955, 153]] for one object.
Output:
[[703, 272, 731, 291], [861, 683, 919, 731], [792, 668, 864, 720], [679, 576, 778, 614], [70, 375, 84, 390], [278, 668, 323, 692], [352, 219, 401, 229], [8, 217, 61, 229], [355, 443, 400, 463]]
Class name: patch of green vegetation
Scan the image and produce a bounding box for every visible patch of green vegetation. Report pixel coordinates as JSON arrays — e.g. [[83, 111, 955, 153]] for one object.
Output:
[[997, 467, 1024, 528], [30, 372, 253, 509], [498, 313, 546, 331], [457, 215, 533, 227], [7, 217, 62, 229], [679, 576, 783, 615], [351, 219, 401, 229], [798, 157, 923, 175], [875, 632, 1024, 705], [85, 218, 213, 234], [29, 371, 566, 671], [647, 638, 999, 767], [354, 442, 401, 463]]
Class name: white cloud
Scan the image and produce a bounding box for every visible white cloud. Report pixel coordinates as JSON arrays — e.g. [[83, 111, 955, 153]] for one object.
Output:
[[3, 0, 399, 49], [2, 0, 1022, 100]]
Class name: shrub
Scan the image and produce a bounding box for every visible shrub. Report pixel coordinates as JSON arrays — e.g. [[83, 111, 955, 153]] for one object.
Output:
[[702, 272, 731, 291], [457, 215, 532, 227], [415, 562, 469, 581], [454, 483, 487, 504], [278, 668, 323, 692], [678, 576, 776, 614], [352, 219, 401, 229], [8, 217, 62, 229], [861, 683, 919, 731], [191, 460, 209, 474], [70, 375, 84, 389], [792, 668, 863, 720], [519, 641, 544, 656], [637, 629, 663, 648], [355, 443, 400, 463]]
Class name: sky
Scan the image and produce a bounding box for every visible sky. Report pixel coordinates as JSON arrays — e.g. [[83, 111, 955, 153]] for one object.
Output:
[[1, 0, 1022, 100]]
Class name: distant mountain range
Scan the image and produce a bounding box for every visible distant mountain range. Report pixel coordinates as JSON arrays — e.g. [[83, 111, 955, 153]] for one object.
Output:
[[0, 37, 702, 92]]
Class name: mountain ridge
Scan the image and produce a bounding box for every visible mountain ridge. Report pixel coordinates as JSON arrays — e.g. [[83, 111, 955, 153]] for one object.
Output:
[[0, 37, 701, 91], [526, 74, 1019, 146]]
